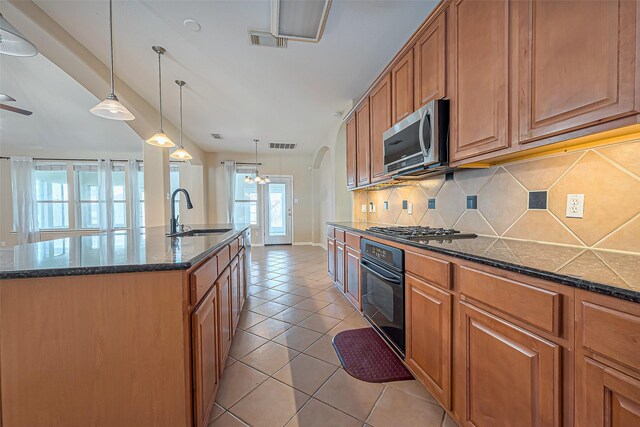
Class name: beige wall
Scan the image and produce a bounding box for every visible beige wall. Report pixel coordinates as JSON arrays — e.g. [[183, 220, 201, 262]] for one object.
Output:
[[205, 151, 315, 245], [354, 138, 640, 254]]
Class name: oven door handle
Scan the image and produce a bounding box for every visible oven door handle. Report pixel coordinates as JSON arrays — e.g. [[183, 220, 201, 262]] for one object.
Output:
[[360, 260, 402, 285]]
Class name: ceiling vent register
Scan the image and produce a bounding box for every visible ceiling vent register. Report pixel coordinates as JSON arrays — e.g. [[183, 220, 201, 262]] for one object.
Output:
[[249, 30, 288, 48], [269, 143, 297, 150]]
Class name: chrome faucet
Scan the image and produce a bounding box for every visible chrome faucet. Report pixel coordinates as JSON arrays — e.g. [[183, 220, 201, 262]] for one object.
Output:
[[170, 188, 193, 235]]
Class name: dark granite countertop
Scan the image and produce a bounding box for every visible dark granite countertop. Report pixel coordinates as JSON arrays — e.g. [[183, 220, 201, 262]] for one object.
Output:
[[0, 224, 250, 280], [328, 222, 640, 303]]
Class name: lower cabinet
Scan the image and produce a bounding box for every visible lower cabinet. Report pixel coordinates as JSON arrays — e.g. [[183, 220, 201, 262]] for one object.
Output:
[[457, 301, 561, 427], [230, 256, 240, 333], [216, 266, 232, 368], [345, 246, 361, 310], [405, 274, 451, 409], [192, 285, 219, 427], [238, 249, 246, 314], [327, 238, 335, 280], [335, 241, 345, 292]]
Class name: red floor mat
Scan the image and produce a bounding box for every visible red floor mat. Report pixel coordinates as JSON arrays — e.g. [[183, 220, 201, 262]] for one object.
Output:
[[332, 328, 414, 383]]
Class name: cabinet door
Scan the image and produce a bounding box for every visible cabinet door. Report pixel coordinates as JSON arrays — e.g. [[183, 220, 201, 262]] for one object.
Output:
[[346, 115, 358, 189], [216, 267, 232, 367], [192, 286, 219, 427], [577, 357, 640, 427], [414, 11, 446, 108], [406, 275, 451, 409], [238, 249, 246, 312], [335, 241, 345, 292], [345, 246, 361, 310], [450, 0, 510, 162], [392, 50, 415, 124], [369, 74, 392, 183], [458, 301, 561, 427], [327, 238, 335, 280], [230, 257, 240, 332], [517, 0, 639, 145], [356, 100, 371, 186]]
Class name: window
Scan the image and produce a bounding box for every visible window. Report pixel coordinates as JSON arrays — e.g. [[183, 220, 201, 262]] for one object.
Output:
[[75, 162, 127, 229], [34, 163, 69, 229], [235, 171, 258, 225], [170, 163, 180, 218], [138, 163, 145, 227]]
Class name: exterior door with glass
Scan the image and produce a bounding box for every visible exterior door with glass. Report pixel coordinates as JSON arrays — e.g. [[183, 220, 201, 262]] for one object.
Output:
[[262, 176, 293, 245]]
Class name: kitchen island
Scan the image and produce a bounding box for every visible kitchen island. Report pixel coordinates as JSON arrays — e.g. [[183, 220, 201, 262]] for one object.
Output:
[[0, 224, 251, 427]]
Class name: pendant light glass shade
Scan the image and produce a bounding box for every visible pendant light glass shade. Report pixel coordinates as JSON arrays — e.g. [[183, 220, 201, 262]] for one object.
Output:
[[0, 13, 38, 57], [170, 80, 192, 160], [146, 46, 174, 147], [91, 0, 134, 121], [247, 139, 269, 184]]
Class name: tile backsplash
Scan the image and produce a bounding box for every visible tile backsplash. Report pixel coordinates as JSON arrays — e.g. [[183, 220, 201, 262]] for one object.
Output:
[[353, 139, 640, 254]]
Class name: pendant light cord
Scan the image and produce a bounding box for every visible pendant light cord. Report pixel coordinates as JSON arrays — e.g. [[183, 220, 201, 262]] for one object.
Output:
[[108, 0, 115, 96], [179, 84, 183, 148], [158, 51, 163, 129]]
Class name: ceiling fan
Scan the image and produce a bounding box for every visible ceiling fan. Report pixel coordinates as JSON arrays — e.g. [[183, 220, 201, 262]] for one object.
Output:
[[0, 93, 32, 116]]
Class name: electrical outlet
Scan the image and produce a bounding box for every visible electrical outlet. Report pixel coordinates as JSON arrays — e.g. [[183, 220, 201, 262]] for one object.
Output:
[[369, 202, 376, 213], [408, 203, 413, 215], [0, 241, 5, 247], [566, 194, 584, 218], [361, 204, 367, 213]]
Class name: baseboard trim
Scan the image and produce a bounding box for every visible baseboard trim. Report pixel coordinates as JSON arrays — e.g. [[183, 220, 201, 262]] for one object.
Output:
[[293, 242, 313, 246]]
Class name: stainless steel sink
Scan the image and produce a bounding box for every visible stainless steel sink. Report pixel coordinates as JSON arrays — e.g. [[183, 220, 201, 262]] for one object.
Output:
[[168, 228, 232, 237]]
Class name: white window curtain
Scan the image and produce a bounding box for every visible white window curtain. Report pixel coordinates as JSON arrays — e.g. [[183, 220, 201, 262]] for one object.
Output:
[[97, 159, 114, 232], [127, 160, 141, 230], [224, 161, 236, 223], [10, 156, 40, 244]]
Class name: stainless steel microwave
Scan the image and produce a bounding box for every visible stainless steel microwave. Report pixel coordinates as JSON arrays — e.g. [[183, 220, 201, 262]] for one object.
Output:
[[383, 99, 449, 177]]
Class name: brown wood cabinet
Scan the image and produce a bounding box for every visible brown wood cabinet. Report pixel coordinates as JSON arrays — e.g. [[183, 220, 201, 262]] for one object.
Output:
[[345, 246, 361, 310], [449, 0, 510, 162], [356, 100, 371, 186], [216, 266, 232, 367], [575, 290, 640, 427], [238, 249, 246, 313], [414, 10, 446, 108], [230, 256, 240, 333], [458, 301, 561, 427], [346, 115, 357, 189], [516, 0, 640, 145], [392, 50, 415, 124], [335, 240, 345, 292], [192, 285, 220, 427], [327, 238, 335, 280], [405, 274, 452, 409], [369, 74, 392, 184]]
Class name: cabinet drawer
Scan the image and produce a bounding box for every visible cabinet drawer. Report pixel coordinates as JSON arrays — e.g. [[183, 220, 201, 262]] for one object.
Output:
[[579, 299, 640, 371], [457, 265, 562, 335], [335, 229, 346, 243], [327, 226, 335, 239], [345, 232, 360, 250], [216, 246, 231, 272], [230, 238, 240, 256], [191, 256, 218, 305], [406, 250, 451, 289]]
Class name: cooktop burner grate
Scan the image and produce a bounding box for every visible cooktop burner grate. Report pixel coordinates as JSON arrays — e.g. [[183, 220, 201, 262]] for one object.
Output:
[[366, 226, 477, 240]]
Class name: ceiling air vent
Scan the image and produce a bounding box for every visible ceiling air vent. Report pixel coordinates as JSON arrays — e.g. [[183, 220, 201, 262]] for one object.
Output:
[[269, 142, 297, 150], [249, 30, 288, 48]]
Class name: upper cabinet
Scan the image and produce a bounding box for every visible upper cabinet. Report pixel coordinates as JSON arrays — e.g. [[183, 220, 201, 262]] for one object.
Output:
[[346, 114, 357, 189], [356, 100, 371, 186], [414, 11, 447, 108], [449, 0, 510, 162], [516, 0, 640, 145], [392, 50, 415, 124], [369, 74, 392, 184]]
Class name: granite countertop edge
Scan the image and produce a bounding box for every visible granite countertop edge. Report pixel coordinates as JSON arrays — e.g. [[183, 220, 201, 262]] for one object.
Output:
[[328, 222, 640, 304], [0, 226, 250, 281]]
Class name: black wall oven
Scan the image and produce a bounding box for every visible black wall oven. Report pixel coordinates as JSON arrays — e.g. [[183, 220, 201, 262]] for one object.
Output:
[[360, 239, 405, 357]]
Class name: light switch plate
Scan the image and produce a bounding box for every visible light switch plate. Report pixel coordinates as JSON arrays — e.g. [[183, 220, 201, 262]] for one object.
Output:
[[566, 194, 584, 218], [294, 198, 299, 204], [369, 203, 376, 213], [408, 203, 413, 215], [361, 204, 367, 213]]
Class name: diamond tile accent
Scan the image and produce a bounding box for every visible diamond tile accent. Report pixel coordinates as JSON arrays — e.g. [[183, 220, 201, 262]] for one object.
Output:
[[503, 210, 581, 245], [596, 140, 640, 178], [478, 168, 528, 235], [434, 180, 467, 228], [455, 167, 496, 195], [504, 151, 583, 191]]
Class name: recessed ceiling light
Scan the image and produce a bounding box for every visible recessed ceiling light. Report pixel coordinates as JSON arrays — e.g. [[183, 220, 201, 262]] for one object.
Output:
[[183, 18, 201, 32]]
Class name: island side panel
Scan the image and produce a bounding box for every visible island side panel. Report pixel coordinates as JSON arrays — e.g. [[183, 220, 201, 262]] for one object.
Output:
[[0, 270, 191, 427]]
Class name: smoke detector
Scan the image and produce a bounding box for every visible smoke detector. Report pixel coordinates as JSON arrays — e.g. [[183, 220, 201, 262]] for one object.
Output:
[[249, 30, 288, 48], [210, 133, 223, 139]]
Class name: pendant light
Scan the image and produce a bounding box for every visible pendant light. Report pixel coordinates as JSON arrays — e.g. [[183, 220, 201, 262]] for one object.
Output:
[[244, 139, 270, 184], [90, 0, 135, 121], [170, 80, 193, 160], [0, 13, 38, 57], [146, 46, 174, 147]]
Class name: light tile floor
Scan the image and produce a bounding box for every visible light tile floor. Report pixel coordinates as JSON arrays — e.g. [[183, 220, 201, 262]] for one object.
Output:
[[210, 245, 456, 427]]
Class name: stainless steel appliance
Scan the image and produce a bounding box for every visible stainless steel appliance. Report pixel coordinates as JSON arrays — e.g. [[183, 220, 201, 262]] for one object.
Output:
[[383, 99, 449, 178], [360, 239, 405, 357]]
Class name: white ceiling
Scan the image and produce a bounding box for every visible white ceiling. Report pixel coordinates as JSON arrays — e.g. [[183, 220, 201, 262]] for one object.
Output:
[[29, 0, 438, 154], [0, 53, 142, 155]]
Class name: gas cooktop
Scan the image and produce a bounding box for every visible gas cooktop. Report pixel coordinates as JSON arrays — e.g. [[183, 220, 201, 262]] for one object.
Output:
[[366, 226, 477, 242]]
